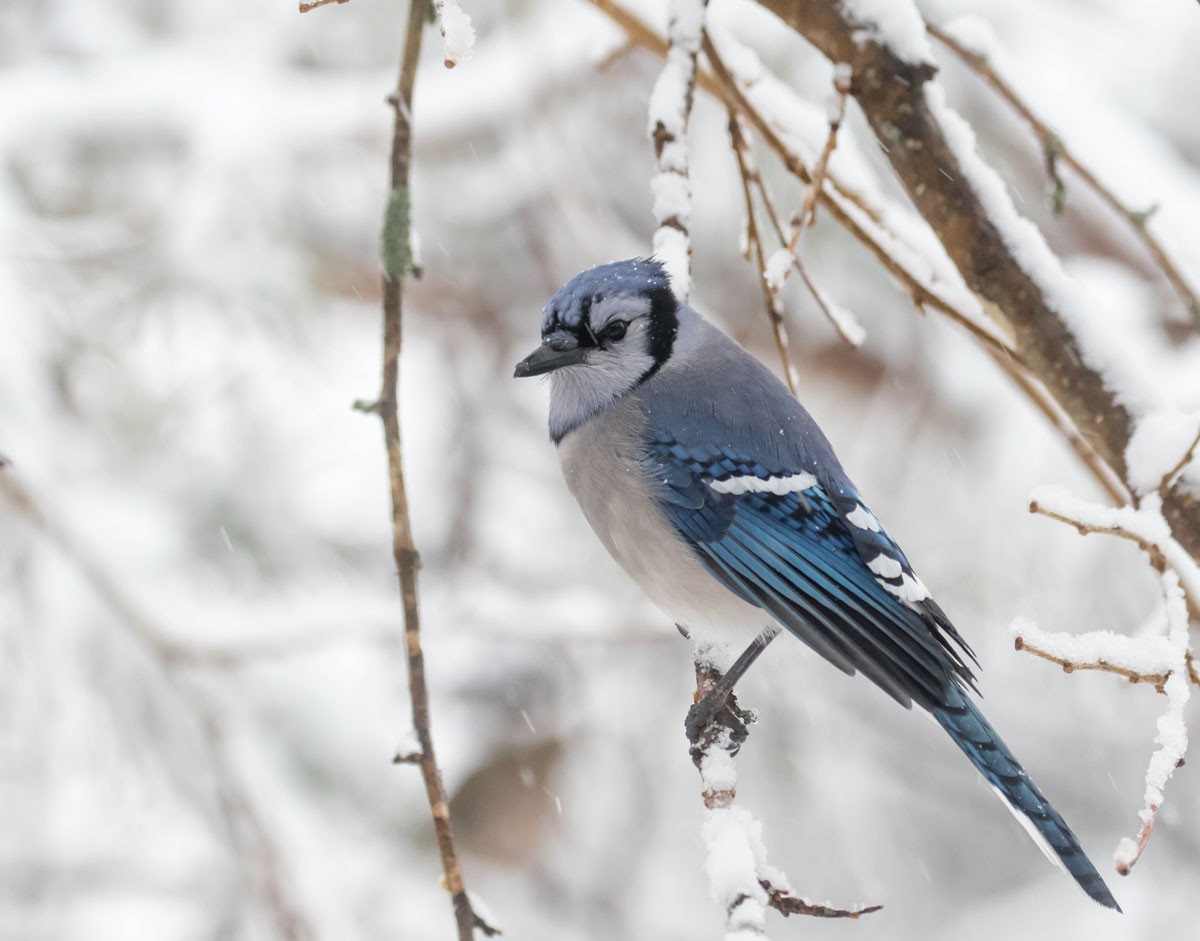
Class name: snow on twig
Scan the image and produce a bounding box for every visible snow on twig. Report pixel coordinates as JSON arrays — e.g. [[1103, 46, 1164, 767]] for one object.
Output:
[[1115, 570, 1190, 875], [1125, 411, 1200, 499], [840, 0, 935, 67], [929, 18, 1200, 327], [690, 660, 881, 937], [1029, 486, 1200, 607], [647, 0, 708, 300], [434, 0, 476, 69], [1021, 472, 1198, 874]]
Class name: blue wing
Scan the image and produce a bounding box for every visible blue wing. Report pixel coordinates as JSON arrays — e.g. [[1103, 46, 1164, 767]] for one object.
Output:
[[645, 434, 977, 710]]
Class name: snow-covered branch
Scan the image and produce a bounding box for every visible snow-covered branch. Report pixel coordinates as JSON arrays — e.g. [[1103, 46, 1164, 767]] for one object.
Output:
[[647, 0, 708, 300], [928, 19, 1200, 328], [1018, 467, 1198, 873], [690, 659, 881, 937], [755, 0, 1200, 565]]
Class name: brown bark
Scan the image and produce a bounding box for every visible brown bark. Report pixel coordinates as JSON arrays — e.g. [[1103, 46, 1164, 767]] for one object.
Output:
[[756, 0, 1200, 563]]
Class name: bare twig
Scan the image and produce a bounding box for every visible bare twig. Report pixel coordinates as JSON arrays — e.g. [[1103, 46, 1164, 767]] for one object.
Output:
[[298, 0, 350, 12], [1114, 809, 1158, 876], [787, 68, 850, 249], [1157, 425, 1200, 499], [1012, 635, 1169, 691], [727, 112, 800, 394], [928, 23, 1200, 327], [370, 3, 496, 939], [761, 881, 883, 920]]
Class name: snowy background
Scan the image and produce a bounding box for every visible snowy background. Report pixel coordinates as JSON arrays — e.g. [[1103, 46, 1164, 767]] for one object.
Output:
[[2, 1, 1199, 939]]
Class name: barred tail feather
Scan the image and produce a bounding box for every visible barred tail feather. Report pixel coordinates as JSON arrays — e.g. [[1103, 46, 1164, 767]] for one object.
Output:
[[933, 686, 1120, 911]]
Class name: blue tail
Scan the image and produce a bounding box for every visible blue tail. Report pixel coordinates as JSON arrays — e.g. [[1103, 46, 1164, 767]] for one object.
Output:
[[933, 686, 1120, 911]]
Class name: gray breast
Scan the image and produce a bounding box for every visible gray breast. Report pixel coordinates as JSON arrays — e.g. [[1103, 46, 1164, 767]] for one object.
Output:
[[556, 396, 770, 653]]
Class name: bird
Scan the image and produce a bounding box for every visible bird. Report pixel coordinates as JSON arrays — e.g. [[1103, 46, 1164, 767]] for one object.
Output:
[[513, 257, 1120, 910]]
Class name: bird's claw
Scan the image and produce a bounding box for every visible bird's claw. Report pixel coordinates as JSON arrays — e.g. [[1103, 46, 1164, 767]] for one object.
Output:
[[686, 692, 753, 754]]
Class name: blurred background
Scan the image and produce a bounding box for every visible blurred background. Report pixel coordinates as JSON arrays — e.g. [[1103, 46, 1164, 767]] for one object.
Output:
[[3, 1, 1200, 939]]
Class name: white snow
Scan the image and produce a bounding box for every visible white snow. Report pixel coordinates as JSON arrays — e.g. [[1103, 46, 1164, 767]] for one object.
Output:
[[647, 0, 707, 301], [701, 804, 770, 938], [1125, 409, 1200, 496], [811, 282, 866, 348], [650, 170, 692, 231], [927, 83, 1156, 413], [764, 248, 794, 293], [841, 0, 935, 66], [1030, 485, 1200, 605], [434, 0, 476, 68], [1009, 616, 1176, 677]]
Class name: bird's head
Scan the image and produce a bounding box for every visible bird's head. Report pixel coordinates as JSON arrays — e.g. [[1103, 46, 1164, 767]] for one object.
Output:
[[514, 258, 679, 392]]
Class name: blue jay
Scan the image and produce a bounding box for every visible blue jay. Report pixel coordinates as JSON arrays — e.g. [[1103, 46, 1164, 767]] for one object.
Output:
[[514, 258, 1119, 911]]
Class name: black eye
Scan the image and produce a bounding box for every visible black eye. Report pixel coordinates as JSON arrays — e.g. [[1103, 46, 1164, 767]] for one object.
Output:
[[600, 321, 627, 342]]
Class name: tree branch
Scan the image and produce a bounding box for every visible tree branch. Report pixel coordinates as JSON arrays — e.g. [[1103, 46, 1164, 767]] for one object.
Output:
[[755, 0, 1200, 564], [647, 0, 708, 299], [689, 657, 881, 936], [372, 2, 495, 938], [727, 111, 801, 394], [927, 22, 1200, 328]]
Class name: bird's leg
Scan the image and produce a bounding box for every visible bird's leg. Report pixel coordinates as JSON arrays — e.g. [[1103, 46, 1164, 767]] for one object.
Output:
[[686, 625, 781, 745]]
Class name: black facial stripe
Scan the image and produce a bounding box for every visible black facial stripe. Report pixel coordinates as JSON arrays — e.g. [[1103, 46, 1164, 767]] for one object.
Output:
[[636, 285, 679, 386]]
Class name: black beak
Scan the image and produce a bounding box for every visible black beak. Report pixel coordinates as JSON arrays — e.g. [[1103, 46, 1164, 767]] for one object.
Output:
[[513, 342, 589, 378]]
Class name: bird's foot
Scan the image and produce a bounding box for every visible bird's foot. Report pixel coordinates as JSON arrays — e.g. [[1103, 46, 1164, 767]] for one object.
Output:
[[686, 690, 756, 754]]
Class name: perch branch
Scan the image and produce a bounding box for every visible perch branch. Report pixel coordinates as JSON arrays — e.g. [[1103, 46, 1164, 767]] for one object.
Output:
[[928, 23, 1200, 327], [370, 2, 496, 938], [690, 658, 882, 935]]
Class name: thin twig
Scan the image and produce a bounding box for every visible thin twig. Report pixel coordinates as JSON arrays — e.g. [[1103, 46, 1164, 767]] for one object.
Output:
[[761, 881, 883, 920], [1029, 497, 1168, 569], [1005, 366, 1129, 506], [372, 2, 494, 939], [727, 112, 800, 394], [1157, 425, 1200, 499], [298, 0, 350, 12], [597, 1, 1128, 509], [1115, 808, 1158, 876], [700, 31, 1016, 362], [928, 24, 1200, 327], [1012, 635, 1169, 692], [787, 69, 850, 250]]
